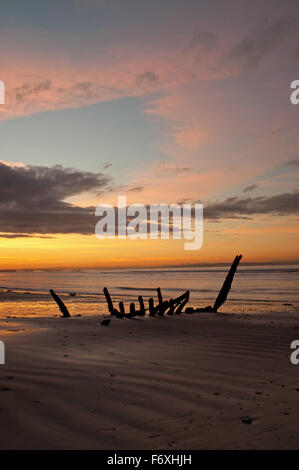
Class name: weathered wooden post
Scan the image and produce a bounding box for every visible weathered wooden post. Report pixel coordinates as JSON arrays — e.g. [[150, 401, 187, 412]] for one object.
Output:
[[49, 289, 71, 318], [167, 299, 175, 315], [119, 301, 125, 316], [156, 288, 164, 315], [148, 298, 155, 316], [213, 254, 242, 312], [130, 303, 136, 316], [103, 287, 115, 315], [138, 295, 146, 316], [175, 290, 190, 315]]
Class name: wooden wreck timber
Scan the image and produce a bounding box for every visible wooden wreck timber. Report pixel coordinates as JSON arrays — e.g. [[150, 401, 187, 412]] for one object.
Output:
[[103, 287, 115, 315], [157, 287, 164, 315], [185, 254, 242, 313], [213, 254, 242, 312], [49, 254, 241, 320], [162, 289, 190, 316], [103, 286, 190, 318], [49, 289, 71, 318], [138, 296, 146, 315], [119, 301, 125, 316], [173, 290, 190, 314], [148, 298, 155, 316]]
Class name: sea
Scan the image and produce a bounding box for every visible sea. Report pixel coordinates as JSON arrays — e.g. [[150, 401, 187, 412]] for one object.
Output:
[[0, 265, 298, 318]]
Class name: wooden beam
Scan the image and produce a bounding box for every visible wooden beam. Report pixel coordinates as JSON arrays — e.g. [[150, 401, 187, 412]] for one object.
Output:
[[138, 295, 146, 316], [213, 254, 242, 312], [119, 301, 125, 316], [148, 298, 155, 316], [103, 287, 115, 315], [156, 288, 164, 315], [129, 303, 136, 315], [49, 289, 71, 318], [174, 290, 190, 315], [167, 299, 175, 315]]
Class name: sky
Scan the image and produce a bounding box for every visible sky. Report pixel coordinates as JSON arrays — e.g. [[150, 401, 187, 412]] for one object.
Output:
[[0, 0, 299, 269]]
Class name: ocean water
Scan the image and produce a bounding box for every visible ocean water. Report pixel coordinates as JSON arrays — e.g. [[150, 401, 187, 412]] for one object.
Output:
[[0, 265, 298, 318]]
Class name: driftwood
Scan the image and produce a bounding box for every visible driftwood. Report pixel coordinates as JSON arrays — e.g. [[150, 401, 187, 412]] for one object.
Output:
[[49, 289, 71, 318]]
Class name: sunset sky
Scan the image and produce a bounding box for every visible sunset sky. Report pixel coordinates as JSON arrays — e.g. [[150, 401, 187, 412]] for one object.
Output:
[[0, 0, 299, 269]]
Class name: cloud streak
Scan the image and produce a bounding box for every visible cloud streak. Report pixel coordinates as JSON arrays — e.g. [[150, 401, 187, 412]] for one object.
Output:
[[243, 184, 258, 193], [285, 159, 299, 167], [204, 192, 299, 219], [0, 162, 112, 235], [225, 16, 295, 71], [15, 80, 52, 103], [0, 159, 298, 236]]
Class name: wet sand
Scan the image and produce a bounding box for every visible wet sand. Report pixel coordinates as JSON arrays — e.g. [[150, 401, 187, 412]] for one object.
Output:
[[0, 311, 299, 449]]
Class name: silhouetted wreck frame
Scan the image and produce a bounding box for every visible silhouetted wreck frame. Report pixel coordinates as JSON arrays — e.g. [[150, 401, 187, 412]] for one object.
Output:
[[103, 286, 190, 318], [49, 254, 242, 319], [104, 254, 242, 317]]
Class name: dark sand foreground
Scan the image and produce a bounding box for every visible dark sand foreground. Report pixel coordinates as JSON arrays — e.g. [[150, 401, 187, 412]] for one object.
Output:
[[0, 311, 299, 449]]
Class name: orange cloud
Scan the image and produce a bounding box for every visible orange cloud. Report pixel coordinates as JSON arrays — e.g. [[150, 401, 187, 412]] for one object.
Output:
[[0, 18, 235, 123]]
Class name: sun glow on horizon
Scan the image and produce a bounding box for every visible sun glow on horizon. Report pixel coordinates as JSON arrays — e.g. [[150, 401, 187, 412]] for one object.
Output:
[[0, 228, 298, 270]]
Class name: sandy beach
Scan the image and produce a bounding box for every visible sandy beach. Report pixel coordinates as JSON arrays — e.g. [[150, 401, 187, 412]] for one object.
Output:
[[1, 310, 299, 450]]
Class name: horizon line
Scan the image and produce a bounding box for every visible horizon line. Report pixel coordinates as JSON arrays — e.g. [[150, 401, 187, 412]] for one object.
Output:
[[1, 259, 299, 272]]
